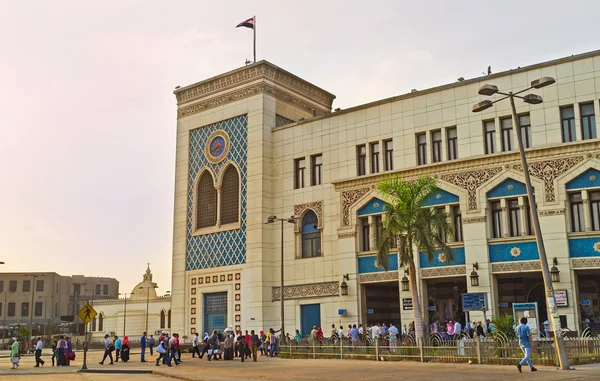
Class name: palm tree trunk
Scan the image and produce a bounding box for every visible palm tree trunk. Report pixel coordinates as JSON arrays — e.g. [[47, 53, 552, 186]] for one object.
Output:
[[409, 258, 424, 342]]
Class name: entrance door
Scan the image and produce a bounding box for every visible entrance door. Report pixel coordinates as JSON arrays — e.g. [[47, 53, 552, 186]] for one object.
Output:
[[204, 292, 227, 335], [300, 304, 321, 337]]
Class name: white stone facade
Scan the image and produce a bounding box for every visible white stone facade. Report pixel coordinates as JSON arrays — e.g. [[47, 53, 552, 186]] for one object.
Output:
[[171, 50, 600, 337]]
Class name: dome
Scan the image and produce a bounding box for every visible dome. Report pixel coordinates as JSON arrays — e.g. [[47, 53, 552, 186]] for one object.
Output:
[[131, 263, 158, 299]]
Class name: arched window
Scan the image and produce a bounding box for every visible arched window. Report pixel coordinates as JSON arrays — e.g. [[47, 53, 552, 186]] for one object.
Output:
[[168, 309, 171, 328], [301, 211, 321, 258], [197, 171, 217, 229], [160, 310, 166, 329], [91, 317, 97, 332], [98, 313, 104, 332], [220, 166, 240, 225]]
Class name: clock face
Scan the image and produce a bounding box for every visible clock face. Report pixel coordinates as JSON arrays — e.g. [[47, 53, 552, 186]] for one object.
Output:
[[210, 136, 226, 158]]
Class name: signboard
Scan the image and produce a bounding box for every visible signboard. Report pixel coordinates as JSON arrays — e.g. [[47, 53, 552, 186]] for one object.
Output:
[[427, 306, 436, 311], [513, 302, 539, 337], [580, 300, 591, 306], [366, 309, 374, 315], [78, 304, 97, 324], [402, 298, 413, 311], [498, 302, 509, 308], [554, 290, 568, 307], [338, 309, 347, 316], [462, 293, 488, 311]]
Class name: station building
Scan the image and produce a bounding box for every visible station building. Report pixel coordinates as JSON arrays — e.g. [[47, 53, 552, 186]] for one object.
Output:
[[170, 49, 600, 337]]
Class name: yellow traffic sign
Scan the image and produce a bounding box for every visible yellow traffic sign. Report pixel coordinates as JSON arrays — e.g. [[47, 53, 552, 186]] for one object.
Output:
[[78, 304, 97, 324]]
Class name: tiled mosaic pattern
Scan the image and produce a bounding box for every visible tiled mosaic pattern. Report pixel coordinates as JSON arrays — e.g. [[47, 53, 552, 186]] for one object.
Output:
[[275, 114, 294, 128], [186, 115, 248, 270]]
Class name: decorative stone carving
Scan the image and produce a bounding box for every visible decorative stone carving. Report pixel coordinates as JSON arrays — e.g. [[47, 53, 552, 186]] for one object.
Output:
[[462, 216, 486, 224], [421, 266, 466, 278], [513, 156, 584, 202], [491, 261, 541, 273], [294, 201, 323, 231], [572, 257, 600, 268], [272, 282, 339, 301], [539, 209, 566, 216], [177, 83, 330, 119], [358, 271, 399, 283], [341, 186, 373, 227], [441, 167, 503, 210], [175, 63, 335, 108]]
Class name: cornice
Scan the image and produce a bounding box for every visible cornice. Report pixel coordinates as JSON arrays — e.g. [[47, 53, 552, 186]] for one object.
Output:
[[332, 141, 600, 191], [177, 82, 330, 119], [174, 61, 335, 109]]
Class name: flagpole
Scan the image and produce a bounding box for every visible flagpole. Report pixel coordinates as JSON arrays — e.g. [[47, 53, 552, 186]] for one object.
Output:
[[253, 15, 256, 63]]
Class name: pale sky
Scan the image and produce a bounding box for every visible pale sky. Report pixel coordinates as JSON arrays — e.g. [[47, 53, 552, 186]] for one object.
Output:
[[1, 0, 599, 294]]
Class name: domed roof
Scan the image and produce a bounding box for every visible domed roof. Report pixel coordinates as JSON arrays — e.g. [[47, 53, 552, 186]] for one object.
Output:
[[131, 263, 158, 299]]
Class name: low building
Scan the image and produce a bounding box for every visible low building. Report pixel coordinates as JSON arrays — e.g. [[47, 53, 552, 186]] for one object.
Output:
[[89, 265, 171, 343]]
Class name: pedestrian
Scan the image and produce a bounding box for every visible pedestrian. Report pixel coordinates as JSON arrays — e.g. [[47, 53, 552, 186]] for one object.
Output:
[[169, 334, 180, 365], [240, 332, 248, 362], [65, 337, 73, 366], [34, 337, 45, 367], [175, 333, 182, 363], [114, 335, 122, 362], [234, 330, 241, 358], [295, 329, 302, 344], [517, 317, 537, 373], [148, 334, 155, 356], [454, 320, 462, 338], [200, 333, 209, 359], [121, 336, 130, 362], [99, 334, 114, 365], [51, 339, 58, 366], [10, 337, 20, 369], [269, 328, 278, 357], [140, 332, 147, 362], [224, 334, 233, 360], [259, 330, 266, 356], [56, 335, 67, 366], [476, 321, 485, 337], [192, 332, 200, 358], [388, 323, 399, 352], [447, 321, 455, 340], [349, 324, 359, 344], [250, 330, 259, 362], [207, 330, 220, 361], [155, 337, 170, 367]]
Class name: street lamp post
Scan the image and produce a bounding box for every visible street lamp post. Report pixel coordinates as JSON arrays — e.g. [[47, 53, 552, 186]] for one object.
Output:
[[265, 215, 299, 341], [119, 293, 130, 337], [139, 285, 158, 334], [472, 76, 570, 370], [29, 275, 38, 343]]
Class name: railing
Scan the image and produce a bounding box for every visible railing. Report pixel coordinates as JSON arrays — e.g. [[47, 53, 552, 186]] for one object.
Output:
[[280, 328, 600, 365]]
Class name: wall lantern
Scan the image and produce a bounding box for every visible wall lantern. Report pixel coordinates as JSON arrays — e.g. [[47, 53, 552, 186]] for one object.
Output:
[[470, 262, 480, 287], [550, 257, 560, 283], [401, 269, 410, 292], [340, 274, 349, 296]]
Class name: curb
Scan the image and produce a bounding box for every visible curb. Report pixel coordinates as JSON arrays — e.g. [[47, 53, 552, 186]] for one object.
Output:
[[79, 369, 154, 374]]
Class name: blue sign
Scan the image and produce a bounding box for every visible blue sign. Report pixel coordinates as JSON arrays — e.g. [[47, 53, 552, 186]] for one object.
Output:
[[338, 309, 347, 315], [513, 302, 537, 310], [580, 300, 591, 306], [427, 306, 437, 311], [462, 293, 489, 311], [366, 309, 374, 314], [498, 302, 509, 308]]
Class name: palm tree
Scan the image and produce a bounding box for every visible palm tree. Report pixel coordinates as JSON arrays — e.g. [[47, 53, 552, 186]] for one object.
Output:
[[376, 175, 454, 342]]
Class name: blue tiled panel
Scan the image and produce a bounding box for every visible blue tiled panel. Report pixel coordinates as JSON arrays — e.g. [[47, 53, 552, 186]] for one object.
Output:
[[487, 179, 532, 199], [422, 189, 460, 207], [275, 114, 294, 128], [568, 237, 600, 258], [186, 115, 248, 270], [419, 247, 466, 268], [488, 241, 539, 262], [566, 169, 600, 190], [358, 254, 398, 273], [357, 198, 387, 216]]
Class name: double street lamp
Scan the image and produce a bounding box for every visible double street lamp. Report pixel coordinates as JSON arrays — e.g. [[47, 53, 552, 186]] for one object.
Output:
[[119, 293, 132, 337], [138, 285, 159, 334], [265, 215, 299, 340], [472, 76, 569, 370]]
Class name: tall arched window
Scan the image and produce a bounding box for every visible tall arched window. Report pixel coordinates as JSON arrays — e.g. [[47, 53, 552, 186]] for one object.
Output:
[[220, 166, 240, 225], [168, 309, 171, 328], [197, 171, 217, 229], [160, 310, 166, 329], [98, 313, 104, 332], [301, 211, 321, 258], [92, 317, 97, 331]]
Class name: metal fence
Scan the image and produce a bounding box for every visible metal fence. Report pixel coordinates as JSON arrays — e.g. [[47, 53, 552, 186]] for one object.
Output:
[[280, 328, 600, 365]]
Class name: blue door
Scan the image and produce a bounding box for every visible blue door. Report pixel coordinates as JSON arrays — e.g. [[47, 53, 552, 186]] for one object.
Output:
[[204, 292, 227, 335], [300, 304, 321, 337]]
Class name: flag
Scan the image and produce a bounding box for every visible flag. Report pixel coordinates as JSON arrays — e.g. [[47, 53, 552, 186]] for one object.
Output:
[[236, 17, 254, 29]]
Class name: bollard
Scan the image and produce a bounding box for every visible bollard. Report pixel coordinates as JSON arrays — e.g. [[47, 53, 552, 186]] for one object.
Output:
[[375, 337, 379, 361], [340, 337, 343, 360], [475, 333, 482, 365], [419, 338, 424, 363], [312, 339, 316, 359]]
